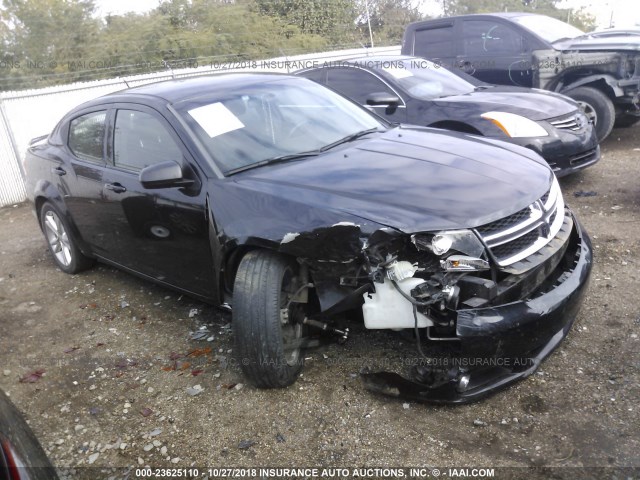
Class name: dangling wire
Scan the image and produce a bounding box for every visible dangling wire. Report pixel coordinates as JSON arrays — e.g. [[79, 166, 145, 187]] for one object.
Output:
[[413, 304, 430, 360]]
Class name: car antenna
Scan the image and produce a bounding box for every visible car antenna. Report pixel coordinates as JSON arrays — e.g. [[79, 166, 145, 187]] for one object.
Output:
[[122, 78, 130, 88]]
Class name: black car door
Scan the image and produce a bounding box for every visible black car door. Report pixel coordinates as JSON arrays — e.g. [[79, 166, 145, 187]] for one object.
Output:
[[100, 105, 214, 297], [325, 67, 407, 123], [458, 18, 533, 87], [62, 108, 114, 256]]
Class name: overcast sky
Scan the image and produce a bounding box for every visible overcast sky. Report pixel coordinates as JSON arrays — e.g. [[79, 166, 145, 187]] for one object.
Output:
[[559, 0, 639, 28], [94, 0, 640, 29], [94, 0, 159, 17]]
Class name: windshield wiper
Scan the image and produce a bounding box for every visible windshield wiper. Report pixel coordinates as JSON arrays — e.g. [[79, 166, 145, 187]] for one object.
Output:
[[225, 151, 320, 176], [319, 127, 381, 152], [224, 128, 381, 176]]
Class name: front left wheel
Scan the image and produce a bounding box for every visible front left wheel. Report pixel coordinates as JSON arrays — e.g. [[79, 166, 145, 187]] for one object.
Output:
[[232, 250, 305, 388], [40, 202, 94, 274], [565, 86, 615, 142]]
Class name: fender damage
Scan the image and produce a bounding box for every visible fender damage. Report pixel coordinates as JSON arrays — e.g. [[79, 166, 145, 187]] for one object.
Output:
[[207, 128, 592, 404], [533, 46, 640, 115]]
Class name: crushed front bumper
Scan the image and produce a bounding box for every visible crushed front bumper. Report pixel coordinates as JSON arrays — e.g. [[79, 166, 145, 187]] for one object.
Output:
[[361, 213, 592, 404]]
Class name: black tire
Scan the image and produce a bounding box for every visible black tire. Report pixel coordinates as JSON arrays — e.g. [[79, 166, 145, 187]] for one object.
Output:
[[40, 202, 94, 274], [614, 114, 640, 128], [565, 86, 615, 142], [232, 250, 305, 388]]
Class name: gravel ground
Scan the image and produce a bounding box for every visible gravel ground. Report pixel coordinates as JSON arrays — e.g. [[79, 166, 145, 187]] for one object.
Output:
[[0, 125, 639, 479]]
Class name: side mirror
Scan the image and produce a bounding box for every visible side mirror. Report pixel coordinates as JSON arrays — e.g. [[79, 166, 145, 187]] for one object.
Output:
[[139, 161, 194, 189], [366, 92, 401, 106]]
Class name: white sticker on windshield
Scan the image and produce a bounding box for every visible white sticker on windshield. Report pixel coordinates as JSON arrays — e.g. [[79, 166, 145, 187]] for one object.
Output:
[[188, 102, 244, 138], [381, 67, 413, 79]]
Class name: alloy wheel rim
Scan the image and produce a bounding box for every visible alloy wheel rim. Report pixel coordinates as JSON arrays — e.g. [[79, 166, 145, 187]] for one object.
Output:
[[44, 211, 72, 267], [280, 268, 303, 367], [577, 100, 598, 125]]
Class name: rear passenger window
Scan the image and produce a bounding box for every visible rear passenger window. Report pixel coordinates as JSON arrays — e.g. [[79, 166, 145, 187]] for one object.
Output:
[[68, 111, 106, 163], [113, 110, 183, 172], [413, 26, 454, 57], [462, 20, 524, 55]]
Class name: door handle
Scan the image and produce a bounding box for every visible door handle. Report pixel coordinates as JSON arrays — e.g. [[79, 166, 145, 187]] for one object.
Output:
[[104, 183, 126, 193], [52, 166, 66, 176]]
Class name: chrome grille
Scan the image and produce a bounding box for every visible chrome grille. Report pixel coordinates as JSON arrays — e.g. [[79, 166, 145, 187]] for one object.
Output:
[[490, 229, 540, 260], [540, 190, 550, 206], [549, 112, 587, 131], [475, 206, 531, 235], [475, 179, 565, 267]]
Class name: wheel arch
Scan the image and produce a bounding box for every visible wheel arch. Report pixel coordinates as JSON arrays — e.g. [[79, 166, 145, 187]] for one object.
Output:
[[222, 245, 257, 295], [220, 243, 325, 313], [34, 185, 94, 259], [222, 243, 299, 296], [559, 74, 623, 100]]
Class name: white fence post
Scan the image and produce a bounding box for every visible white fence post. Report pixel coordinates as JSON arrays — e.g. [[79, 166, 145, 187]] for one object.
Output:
[[0, 97, 26, 206]]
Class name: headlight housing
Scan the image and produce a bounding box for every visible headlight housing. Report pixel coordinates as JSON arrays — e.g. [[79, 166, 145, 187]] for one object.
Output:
[[412, 230, 489, 272], [481, 111, 549, 138], [412, 229, 486, 258]]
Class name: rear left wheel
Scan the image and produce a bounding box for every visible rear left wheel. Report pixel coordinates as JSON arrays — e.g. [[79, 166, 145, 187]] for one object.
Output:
[[40, 202, 94, 274], [232, 250, 306, 388]]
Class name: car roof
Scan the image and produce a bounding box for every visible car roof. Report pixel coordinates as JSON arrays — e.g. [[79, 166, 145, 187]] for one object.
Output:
[[339, 55, 419, 65], [81, 73, 296, 107], [408, 12, 540, 24], [474, 12, 539, 19]]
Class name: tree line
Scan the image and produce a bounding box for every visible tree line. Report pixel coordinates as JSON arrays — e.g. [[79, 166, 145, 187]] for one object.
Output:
[[0, 0, 595, 91]]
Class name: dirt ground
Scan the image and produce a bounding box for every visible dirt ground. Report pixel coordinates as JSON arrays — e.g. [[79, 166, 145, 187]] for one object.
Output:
[[0, 124, 639, 479]]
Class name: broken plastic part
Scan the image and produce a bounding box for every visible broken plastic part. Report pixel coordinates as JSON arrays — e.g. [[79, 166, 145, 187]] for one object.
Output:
[[410, 280, 442, 299], [440, 255, 490, 271], [431, 235, 452, 255], [385, 260, 418, 282]]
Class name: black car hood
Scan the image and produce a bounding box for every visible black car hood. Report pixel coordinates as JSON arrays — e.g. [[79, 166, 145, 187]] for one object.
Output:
[[433, 87, 577, 121], [553, 35, 640, 52], [215, 127, 552, 239]]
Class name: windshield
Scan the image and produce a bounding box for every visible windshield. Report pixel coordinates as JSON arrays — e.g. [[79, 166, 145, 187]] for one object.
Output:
[[174, 78, 383, 175], [376, 59, 475, 100], [512, 15, 584, 43]]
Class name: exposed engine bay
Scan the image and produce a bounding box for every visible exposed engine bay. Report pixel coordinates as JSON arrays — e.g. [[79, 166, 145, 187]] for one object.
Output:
[[275, 176, 591, 402]]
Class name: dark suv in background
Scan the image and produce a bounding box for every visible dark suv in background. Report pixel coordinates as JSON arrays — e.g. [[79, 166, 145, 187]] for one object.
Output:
[[402, 13, 640, 141]]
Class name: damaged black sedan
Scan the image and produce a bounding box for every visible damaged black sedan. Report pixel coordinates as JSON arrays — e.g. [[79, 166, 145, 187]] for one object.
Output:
[[23, 74, 592, 403]]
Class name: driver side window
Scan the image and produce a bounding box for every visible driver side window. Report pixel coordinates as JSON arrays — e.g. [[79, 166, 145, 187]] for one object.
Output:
[[326, 68, 396, 105], [462, 20, 524, 55], [113, 110, 183, 172]]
